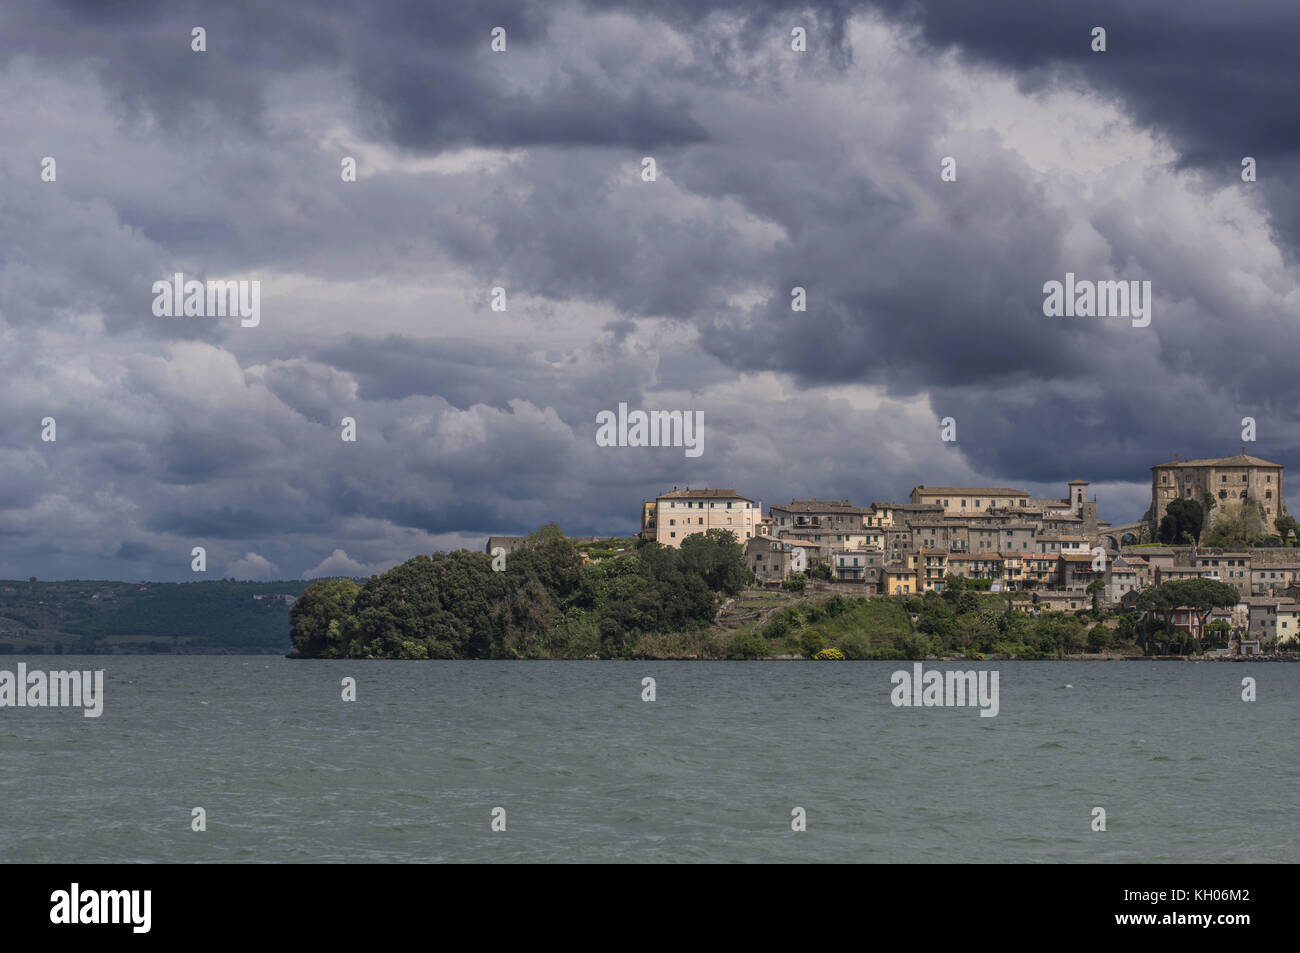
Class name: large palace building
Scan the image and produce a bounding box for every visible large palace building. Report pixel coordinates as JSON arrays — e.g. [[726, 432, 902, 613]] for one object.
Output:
[[1148, 449, 1285, 531]]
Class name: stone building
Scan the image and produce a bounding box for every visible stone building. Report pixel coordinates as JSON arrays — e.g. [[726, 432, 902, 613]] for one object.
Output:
[[831, 548, 882, 587], [1147, 450, 1285, 533], [1105, 556, 1141, 604], [768, 499, 870, 535], [746, 536, 817, 583], [1194, 552, 1252, 596], [909, 485, 1030, 516]]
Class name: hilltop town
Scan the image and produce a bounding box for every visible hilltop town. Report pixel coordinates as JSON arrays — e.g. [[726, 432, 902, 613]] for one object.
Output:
[[611, 450, 1295, 654]]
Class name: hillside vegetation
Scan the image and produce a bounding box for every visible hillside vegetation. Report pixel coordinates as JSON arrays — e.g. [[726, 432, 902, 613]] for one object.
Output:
[[290, 525, 749, 659], [0, 579, 311, 654]]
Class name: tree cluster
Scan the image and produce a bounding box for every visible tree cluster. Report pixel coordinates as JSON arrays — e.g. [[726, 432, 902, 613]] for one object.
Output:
[[289, 527, 751, 659]]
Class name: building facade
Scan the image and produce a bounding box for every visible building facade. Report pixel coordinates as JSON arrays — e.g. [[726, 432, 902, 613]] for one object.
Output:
[[1148, 450, 1285, 533], [644, 487, 761, 547]]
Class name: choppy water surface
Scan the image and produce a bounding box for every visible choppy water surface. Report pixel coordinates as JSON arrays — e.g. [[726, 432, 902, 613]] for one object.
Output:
[[1, 657, 1294, 862]]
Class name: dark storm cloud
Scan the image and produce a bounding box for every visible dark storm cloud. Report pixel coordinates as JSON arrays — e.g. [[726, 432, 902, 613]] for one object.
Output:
[[374, 499, 504, 536], [146, 505, 289, 539], [2, 0, 1297, 581], [7, 0, 702, 150]]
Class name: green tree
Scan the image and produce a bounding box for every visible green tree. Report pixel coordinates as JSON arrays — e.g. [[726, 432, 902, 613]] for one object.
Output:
[[729, 630, 769, 659], [1086, 578, 1106, 618], [799, 631, 825, 658], [1134, 579, 1239, 655], [289, 577, 361, 658], [1203, 501, 1266, 549], [916, 590, 958, 649], [1158, 498, 1203, 544], [1275, 514, 1298, 543], [1204, 619, 1232, 648], [679, 529, 750, 594], [1086, 624, 1115, 652]]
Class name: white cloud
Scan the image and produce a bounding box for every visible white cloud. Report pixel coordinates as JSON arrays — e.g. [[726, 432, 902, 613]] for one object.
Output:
[[225, 552, 280, 580], [302, 549, 382, 579]]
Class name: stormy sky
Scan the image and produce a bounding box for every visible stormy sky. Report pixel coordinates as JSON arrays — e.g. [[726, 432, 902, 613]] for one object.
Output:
[[2, 0, 1297, 581]]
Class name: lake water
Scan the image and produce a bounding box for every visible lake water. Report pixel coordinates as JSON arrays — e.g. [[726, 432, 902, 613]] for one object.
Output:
[[1, 657, 1295, 863]]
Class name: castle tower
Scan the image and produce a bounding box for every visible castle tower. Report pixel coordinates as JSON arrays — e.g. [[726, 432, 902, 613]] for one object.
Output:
[[1068, 479, 1090, 515], [1069, 479, 1098, 540]]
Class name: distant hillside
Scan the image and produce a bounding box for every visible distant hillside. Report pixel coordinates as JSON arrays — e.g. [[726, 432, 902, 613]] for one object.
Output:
[[0, 579, 320, 654]]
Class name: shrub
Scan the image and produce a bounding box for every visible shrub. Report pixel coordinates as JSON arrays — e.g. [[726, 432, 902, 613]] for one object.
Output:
[[836, 631, 873, 660], [813, 647, 845, 660], [799, 631, 826, 658], [728, 630, 770, 659]]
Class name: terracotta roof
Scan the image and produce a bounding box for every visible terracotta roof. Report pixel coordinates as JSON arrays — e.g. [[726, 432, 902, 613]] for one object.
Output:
[[1153, 452, 1282, 469], [770, 499, 868, 514], [657, 488, 752, 501], [912, 486, 1029, 496]]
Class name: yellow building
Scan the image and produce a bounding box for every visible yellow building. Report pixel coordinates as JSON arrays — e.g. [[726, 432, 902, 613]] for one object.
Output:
[[881, 563, 916, 595], [911, 550, 949, 591], [1277, 603, 1300, 644]]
